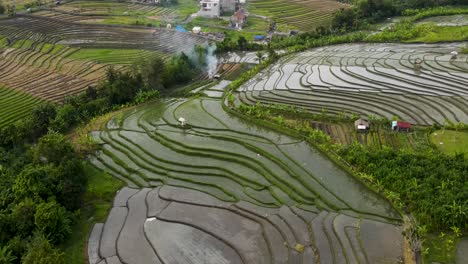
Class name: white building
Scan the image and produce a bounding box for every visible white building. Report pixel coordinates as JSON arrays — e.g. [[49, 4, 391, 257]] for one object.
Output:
[[198, 0, 221, 17], [198, 0, 242, 17]]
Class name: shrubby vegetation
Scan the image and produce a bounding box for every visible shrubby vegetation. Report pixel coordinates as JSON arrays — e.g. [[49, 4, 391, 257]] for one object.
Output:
[[462, 45, 468, 53], [237, 98, 467, 232], [0, 132, 84, 263], [366, 19, 436, 42], [0, 4, 5, 15], [332, 0, 467, 31], [403, 5, 468, 20], [270, 31, 366, 52], [216, 35, 264, 53], [0, 46, 205, 261]]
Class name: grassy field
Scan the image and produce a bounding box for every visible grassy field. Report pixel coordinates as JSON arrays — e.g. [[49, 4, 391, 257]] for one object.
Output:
[[68, 48, 168, 64], [430, 130, 468, 154], [2, 0, 55, 10], [172, 0, 198, 17], [0, 86, 43, 128], [61, 163, 124, 264], [247, 0, 348, 31], [408, 25, 468, 42]]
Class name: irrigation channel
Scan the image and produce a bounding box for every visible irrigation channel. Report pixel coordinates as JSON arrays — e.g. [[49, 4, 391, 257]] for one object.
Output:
[[89, 80, 404, 263]]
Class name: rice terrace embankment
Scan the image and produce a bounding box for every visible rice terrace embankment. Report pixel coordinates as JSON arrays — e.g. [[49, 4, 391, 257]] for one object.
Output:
[[88, 95, 404, 264], [0, 0, 466, 263], [237, 42, 468, 126]]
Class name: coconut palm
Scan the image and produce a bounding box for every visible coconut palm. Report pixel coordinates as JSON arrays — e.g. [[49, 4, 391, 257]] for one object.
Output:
[[256, 51, 265, 64], [0, 246, 16, 264]]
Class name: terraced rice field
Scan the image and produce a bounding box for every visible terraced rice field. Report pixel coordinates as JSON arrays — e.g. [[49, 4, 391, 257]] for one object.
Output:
[[31, 0, 179, 26], [237, 43, 468, 125], [247, 0, 349, 31], [88, 88, 404, 263], [0, 15, 209, 52], [309, 121, 427, 148], [0, 14, 209, 102], [0, 42, 110, 102], [54, 0, 177, 17], [2, 0, 55, 10], [0, 86, 43, 127], [89, 186, 403, 264]]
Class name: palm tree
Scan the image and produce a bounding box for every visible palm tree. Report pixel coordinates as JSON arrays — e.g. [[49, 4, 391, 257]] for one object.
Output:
[[0, 246, 16, 264], [256, 51, 265, 64]]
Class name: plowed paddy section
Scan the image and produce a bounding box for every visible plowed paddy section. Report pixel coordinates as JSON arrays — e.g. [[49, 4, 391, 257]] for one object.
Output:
[[89, 186, 404, 264], [53, 0, 177, 17], [0, 15, 211, 53], [0, 48, 106, 102], [237, 42, 468, 125]]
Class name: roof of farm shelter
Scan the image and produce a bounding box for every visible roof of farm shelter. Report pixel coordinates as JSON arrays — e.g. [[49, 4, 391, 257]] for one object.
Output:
[[354, 118, 369, 127], [394, 121, 412, 128]]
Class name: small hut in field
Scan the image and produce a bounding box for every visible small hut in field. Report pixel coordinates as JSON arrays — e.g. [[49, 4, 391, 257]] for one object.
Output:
[[392, 121, 412, 132], [354, 118, 370, 132]]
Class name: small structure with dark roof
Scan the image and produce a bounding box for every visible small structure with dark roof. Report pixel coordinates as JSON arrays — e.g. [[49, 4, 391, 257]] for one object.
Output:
[[392, 121, 412, 132], [354, 118, 370, 131], [231, 9, 247, 29]]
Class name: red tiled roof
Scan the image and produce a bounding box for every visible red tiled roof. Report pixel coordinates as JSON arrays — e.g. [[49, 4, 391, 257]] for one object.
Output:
[[396, 121, 412, 128]]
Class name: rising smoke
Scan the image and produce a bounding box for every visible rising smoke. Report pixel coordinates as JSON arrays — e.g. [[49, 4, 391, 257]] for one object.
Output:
[[205, 44, 218, 78], [182, 42, 219, 79]]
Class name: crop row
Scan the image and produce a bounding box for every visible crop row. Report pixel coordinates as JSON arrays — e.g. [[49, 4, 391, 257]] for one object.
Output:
[[247, 0, 348, 31], [55, 0, 176, 17], [0, 42, 111, 102], [88, 185, 404, 264], [238, 43, 468, 125], [0, 86, 43, 128], [0, 14, 180, 102], [307, 121, 426, 149], [0, 15, 211, 53], [90, 96, 401, 222]]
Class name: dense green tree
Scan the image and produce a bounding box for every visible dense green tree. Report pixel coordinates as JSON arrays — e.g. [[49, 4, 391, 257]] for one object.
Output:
[[0, 211, 12, 246], [0, 5, 5, 15], [53, 159, 86, 211], [12, 165, 53, 202], [237, 36, 248, 50], [161, 54, 195, 87], [100, 69, 144, 105], [34, 132, 76, 165], [5, 236, 27, 263], [10, 199, 36, 238], [21, 234, 64, 264], [34, 201, 71, 244], [337, 143, 468, 231], [0, 118, 34, 147], [50, 104, 79, 133], [31, 103, 57, 139], [139, 57, 165, 90]]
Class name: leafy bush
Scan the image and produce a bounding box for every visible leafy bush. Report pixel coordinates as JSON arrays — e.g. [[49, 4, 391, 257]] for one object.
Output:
[[34, 201, 71, 244], [403, 6, 468, 21], [366, 20, 436, 42], [337, 144, 467, 231], [331, 1, 468, 31], [461, 45, 468, 54], [21, 233, 64, 264]]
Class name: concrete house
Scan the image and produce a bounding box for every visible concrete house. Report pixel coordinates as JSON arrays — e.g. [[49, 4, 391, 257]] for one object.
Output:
[[198, 0, 240, 17], [198, 0, 221, 17], [354, 118, 370, 131]]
